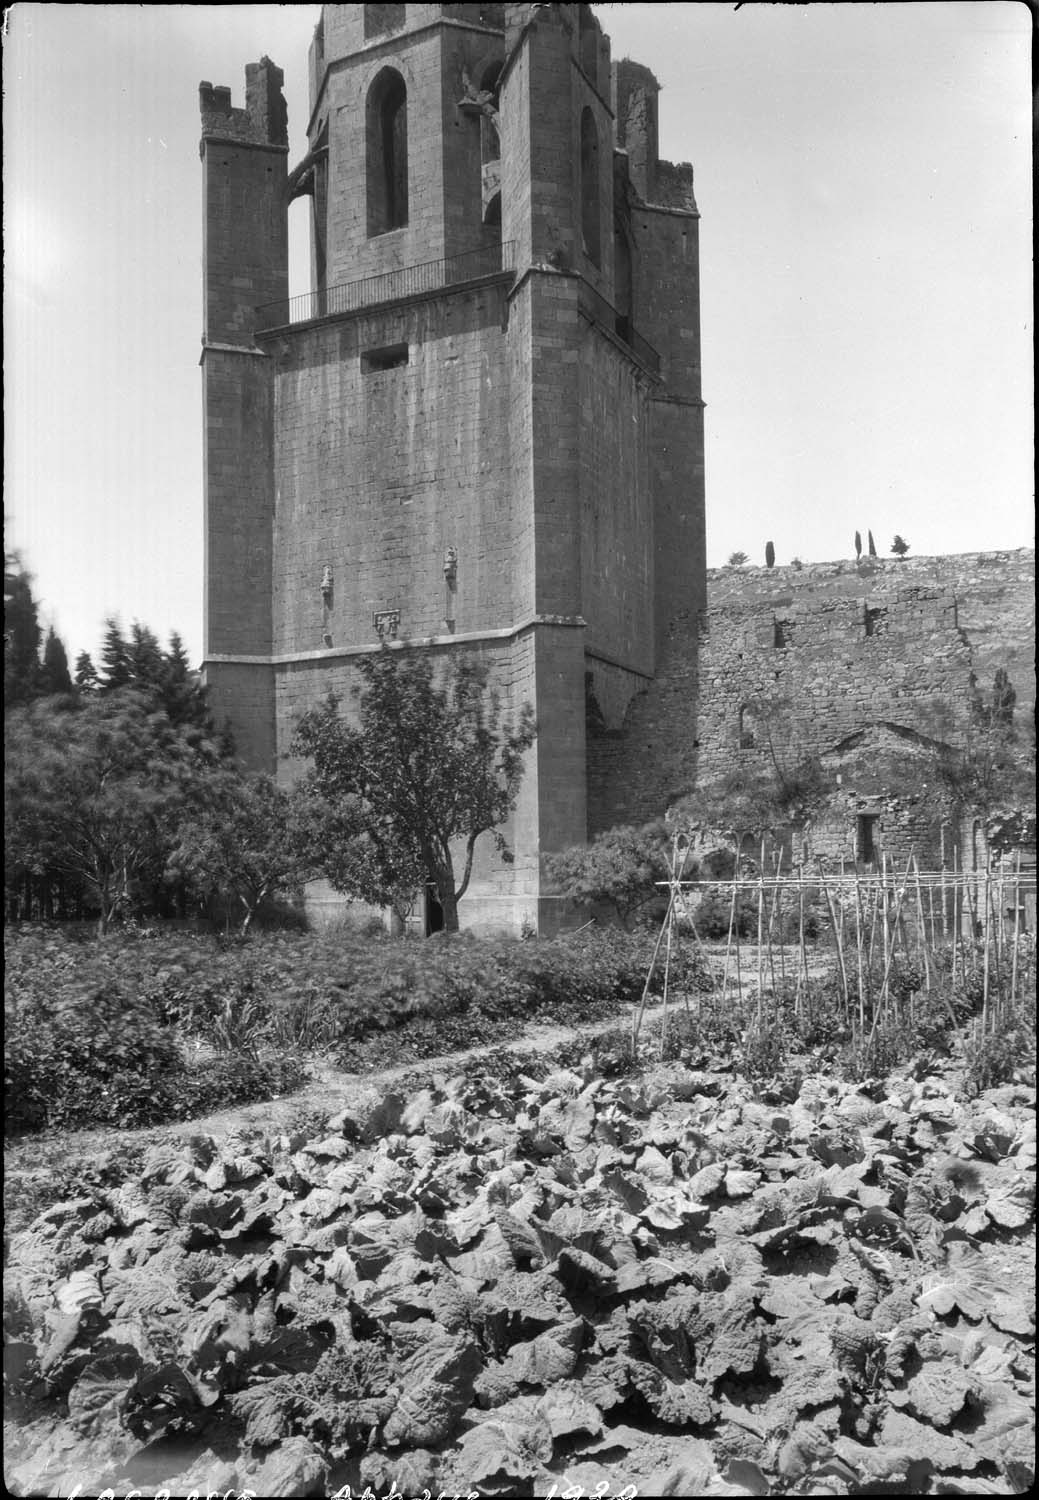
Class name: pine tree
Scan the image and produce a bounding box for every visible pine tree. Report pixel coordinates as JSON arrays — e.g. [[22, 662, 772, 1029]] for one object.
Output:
[[74, 651, 100, 691], [40, 626, 74, 696], [891, 534, 910, 558], [99, 618, 132, 690], [127, 621, 165, 690], [4, 556, 42, 707]]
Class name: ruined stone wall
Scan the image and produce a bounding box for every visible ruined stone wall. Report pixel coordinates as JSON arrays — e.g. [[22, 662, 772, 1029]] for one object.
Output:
[[707, 550, 1035, 716], [588, 550, 1035, 845]]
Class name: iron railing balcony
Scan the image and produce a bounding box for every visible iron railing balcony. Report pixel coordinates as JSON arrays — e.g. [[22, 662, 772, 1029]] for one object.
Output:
[[256, 240, 517, 331], [255, 241, 661, 377], [577, 278, 662, 376]]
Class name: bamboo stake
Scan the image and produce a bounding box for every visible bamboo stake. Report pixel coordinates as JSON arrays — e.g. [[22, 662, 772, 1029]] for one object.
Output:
[[866, 859, 914, 1049], [765, 848, 782, 1014], [733, 858, 744, 1027], [877, 858, 914, 1021], [795, 863, 806, 1021], [1009, 853, 1021, 1008], [658, 885, 676, 1060], [757, 836, 766, 1027], [865, 870, 880, 985], [951, 843, 960, 991], [853, 865, 865, 1032], [881, 852, 890, 979], [631, 888, 674, 1054], [912, 855, 932, 995], [720, 839, 738, 1005], [993, 859, 1005, 1022], [821, 873, 850, 1025], [940, 824, 949, 945], [980, 866, 991, 1034]]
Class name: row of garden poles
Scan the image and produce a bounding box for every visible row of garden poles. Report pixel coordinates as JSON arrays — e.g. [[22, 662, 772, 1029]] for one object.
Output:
[[631, 842, 1033, 1061]]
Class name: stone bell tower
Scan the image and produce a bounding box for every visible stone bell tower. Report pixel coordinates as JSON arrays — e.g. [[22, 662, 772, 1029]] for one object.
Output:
[[200, 4, 706, 933]]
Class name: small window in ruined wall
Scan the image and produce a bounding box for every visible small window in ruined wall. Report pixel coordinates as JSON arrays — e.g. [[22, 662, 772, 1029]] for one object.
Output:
[[367, 68, 409, 236], [773, 618, 791, 649], [365, 5, 405, 40], [738, 705, 756, 750], [856, 813, 879, 865], [580, 108, 601, 267], [864, 605, 887, 638]]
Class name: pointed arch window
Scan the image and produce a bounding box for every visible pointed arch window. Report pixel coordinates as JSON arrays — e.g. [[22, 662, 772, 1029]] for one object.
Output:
[[580, 107, 601, 267], [367, 68, 408, 236]]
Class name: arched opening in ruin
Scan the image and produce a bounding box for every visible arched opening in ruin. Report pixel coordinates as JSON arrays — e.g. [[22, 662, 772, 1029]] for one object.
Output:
[[738, 704, 756, 750], [580, 107, 601, 267], [478, 60, 503, 230], [366, 67, 409, 236]]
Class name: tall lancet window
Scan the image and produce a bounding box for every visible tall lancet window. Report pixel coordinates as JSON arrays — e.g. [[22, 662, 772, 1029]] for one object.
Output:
[[367, 68, 408, 236]]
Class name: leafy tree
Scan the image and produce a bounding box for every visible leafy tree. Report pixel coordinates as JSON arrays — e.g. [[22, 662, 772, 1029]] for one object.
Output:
[[790, 557, 803, 570], [867, 530, 877, 557], [854, 530, 862, 559], [290, 780, 425, 928], [293, 646, 536, 932], [40, 626, 74, 697], [5, 690, 221, 935], [168, 772, 309, 933], [891, 534, 910, 558], [545, 821, 673, 929], [727, 551, 749, 567], [764, 540, 775, 569], [4, 555, 42, 707]]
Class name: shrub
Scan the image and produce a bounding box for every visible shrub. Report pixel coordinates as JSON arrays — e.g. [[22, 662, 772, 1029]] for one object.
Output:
[[5, 977, 186, 1134], [694, 887, 757, 939], [4, 929, 312, 1134]]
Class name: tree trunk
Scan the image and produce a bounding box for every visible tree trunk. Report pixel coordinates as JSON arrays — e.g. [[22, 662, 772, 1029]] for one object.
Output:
[[430, 850, 460, 932], [439, 884, 460, 932]]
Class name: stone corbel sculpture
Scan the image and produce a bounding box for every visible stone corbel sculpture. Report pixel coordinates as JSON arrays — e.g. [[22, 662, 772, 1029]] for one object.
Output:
[[321, 564, 334, 599], [443, 547, 458, 585]]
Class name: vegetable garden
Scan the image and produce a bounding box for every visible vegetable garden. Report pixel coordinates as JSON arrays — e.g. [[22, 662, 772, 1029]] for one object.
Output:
[[3, 890, 1035, 1498]]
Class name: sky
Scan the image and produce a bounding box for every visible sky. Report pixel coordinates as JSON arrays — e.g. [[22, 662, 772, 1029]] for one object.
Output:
[[4, 2, 1033, 668]]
